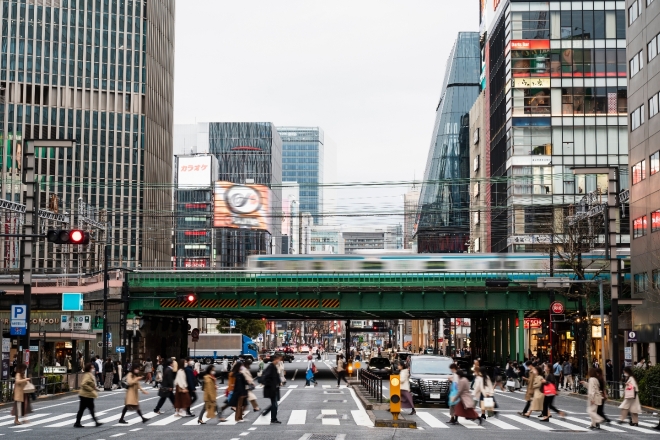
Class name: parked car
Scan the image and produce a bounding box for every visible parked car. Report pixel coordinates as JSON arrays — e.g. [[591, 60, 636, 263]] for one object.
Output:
[[366, 357, 392, 378], [408, 355, 454, 405], [300, 345, 310, 354]]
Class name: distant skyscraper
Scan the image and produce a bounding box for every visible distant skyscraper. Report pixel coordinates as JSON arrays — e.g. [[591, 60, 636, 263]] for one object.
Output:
[[417, 32, 480, 253], [0, 0, 175, 270], [404, 188, 420, 249], [277, 127, 336, 225]]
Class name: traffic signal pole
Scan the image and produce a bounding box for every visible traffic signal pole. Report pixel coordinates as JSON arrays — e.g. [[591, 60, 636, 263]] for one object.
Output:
[[102, 244, 109, 361]]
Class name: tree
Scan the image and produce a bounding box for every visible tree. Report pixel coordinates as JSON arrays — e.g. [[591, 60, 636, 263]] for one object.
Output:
[[215, 319, 266, 338]]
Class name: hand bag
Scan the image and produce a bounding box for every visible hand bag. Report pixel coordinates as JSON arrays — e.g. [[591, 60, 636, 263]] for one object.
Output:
[[505, 380, 516, 388], [543, 383, 557, 396], [483, 397, 495, 409], [121, 377, 129, 389], [624, 384, 636, 399], [23, 381, 36, 393], [311, 364, 317, 374], [448, 381, 460, 406]]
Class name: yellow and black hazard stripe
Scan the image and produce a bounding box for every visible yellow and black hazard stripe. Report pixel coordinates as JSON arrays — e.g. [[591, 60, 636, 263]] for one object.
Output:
[[261, 298, 278, 308], [240, 299, 257, 307], [199, 299, 219, 308], [216, 299, 238, 308], [280, 299, 298, 308], [299, 299, 319, 308], [321, 299, 340, 308], [161, 299, 198, 308]]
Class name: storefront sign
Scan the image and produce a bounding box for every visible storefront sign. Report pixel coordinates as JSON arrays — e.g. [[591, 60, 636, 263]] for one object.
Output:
[[515, 318, 543, 329], [1, 312, 63, 332], [510, 39, 550, 51], [184, 258, 208, 268], [61, 315, 91, 331], [43, 366, 67, 374], [513, 77, 551, 88]]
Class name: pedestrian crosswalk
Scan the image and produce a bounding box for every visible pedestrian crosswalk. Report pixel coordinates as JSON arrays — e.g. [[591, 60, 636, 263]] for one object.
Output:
[[3, 408, 659, 433]]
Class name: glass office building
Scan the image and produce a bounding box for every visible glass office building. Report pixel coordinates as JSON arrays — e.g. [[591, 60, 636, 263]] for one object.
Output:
[[0, 0, 175, 271], [417, 32, 481, 253], [208, 122, 282, 267], [277, 127, 325, 225], [481, 0, 629, 252]]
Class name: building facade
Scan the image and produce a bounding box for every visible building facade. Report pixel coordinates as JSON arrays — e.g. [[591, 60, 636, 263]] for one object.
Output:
[[403, 188, 420, 250], [0, 0, 175, 271], [469, 91, 488, 252], [417, 32, 481, 253], [481, 0, 629, 253], [627, 0, 660, 359]]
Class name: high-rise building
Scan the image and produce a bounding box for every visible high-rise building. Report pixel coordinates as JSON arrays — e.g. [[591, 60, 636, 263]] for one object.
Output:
[[403, 188, 420, 250], [281, 181, 300, 254], [417, 32, 481, 253], [469, 92, 487, 253], [480, 0, 629, 253], [627, 0, 660, 359], [0, 0, 175, 270], [277, 127, 336, 225]]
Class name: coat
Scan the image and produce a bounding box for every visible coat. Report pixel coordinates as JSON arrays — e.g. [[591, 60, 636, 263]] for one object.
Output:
[[79, 372, 98, 399], [124, 373, 145, 407], [228, 370, 247, 406], [530, 375, 545, 411], [525, 370, 537, 401], [619, 376, 642, 413], [203, 374, 217, 403], [262, 363, 280, 399], [184, 366, 196, 392], [13, 373, 30, 402], [472, 375, 494, 401], [587, 377, 604, 424], [240, 367, 257, 401], [457, 377, 475, 409], [399, 369, 410, 392], [161, 366, 174, 391]]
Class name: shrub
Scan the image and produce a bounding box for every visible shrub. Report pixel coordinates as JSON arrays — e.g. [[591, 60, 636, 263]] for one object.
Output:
[[637, 365, 660, 407], [44, 374, 64, 394]]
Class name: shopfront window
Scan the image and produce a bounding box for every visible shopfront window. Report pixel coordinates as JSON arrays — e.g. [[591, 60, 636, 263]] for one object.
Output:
[[550, 49, 626, 77], [562, 87, 627, 115], [512, 127, 552, 156], [513, 88, 551, 115], [512, 49, 550, 77]]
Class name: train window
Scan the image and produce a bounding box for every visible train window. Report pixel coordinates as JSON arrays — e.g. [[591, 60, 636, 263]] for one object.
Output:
[[257, 260, 273, 269], [504, 261, 518, 269], [489, 261, 501, 269], [426, 261, 448, 270], [362, 261, 383, 271], [312, 261, 324, 271]]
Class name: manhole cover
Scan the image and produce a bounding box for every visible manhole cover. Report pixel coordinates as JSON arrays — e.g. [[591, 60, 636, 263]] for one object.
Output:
[[324, 390, 343, 394], [324, 399, 347, 403]]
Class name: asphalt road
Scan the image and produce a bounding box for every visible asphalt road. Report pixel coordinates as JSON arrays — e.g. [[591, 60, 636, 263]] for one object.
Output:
[[1, 354, 658, 440]]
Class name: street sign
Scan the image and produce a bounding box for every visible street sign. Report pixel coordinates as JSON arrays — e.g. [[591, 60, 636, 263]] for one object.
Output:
[[229, 319, 236, 328], [62, 293, 84, 311], [552, 314, 565, 322], [10, 305, 26, 321], [266, 329, 270, 335], [10, 327, 26, 336], [627, 331, 637, 342], [257, 336, 263, 342], [10, 320, 26, 328], [550, 301, 565, 314], [115, 346, 126, 353], [191, 328, 200, 342], [538, 277, 572, 288]]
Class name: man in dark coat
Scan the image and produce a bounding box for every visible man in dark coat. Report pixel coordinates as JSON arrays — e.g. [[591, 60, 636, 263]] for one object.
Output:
[[153, 359, 175, 414], [261, 353, 282, 424], [184, 359, 197, 417]]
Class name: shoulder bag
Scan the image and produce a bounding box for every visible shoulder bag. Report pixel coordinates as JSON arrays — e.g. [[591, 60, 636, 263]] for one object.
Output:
[[23, 381, 36, 393]]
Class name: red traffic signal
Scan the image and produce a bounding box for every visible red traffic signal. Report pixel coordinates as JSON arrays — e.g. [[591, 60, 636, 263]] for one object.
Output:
[[47, 229, 90, 245], [177, 293, 197, 303]]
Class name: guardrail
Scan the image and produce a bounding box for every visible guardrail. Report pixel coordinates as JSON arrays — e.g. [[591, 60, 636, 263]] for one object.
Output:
[[359, 369, 383, 403], [649, 385, 660, 408], [0, 373, 83, 403]]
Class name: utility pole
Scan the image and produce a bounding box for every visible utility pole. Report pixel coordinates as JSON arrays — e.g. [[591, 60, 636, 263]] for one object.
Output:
[[102, 244, 109, 361]]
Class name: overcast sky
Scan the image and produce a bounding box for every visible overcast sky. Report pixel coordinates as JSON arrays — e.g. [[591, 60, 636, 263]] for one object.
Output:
[[174, 1, 478, 226]]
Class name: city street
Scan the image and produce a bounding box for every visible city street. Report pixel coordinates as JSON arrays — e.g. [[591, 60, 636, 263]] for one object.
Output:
[[0, 355, 658, 439]]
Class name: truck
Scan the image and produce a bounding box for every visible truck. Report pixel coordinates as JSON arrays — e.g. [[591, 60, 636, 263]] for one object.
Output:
[[188, 333, 259, 364]]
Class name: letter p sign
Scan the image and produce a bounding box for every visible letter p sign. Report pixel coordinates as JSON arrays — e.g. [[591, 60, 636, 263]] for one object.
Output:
[[11, 305, 26, 320]]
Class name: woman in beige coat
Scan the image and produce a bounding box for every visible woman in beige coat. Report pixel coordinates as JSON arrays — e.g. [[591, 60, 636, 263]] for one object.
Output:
[[118, 363, 148, 424], [521, 366, 544, 417], [618, 367, 642, 426], [241, 359, 260, 412], [586, 367, 604, 429], [12, 364, 32, 425], [74, 363, 102, 427]]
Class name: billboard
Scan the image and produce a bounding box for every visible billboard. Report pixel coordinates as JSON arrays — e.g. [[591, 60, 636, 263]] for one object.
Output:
[[177, 155, 214, 188], [213, 181, 271, 232], [479, 0, 508, 36]]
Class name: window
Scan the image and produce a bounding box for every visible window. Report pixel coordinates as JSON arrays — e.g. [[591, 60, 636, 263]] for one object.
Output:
[[473, 155, 480, 172], [633, 215, 648, 238], [650, 33, 660, 62], [635, 273, 649, 292], [474, 182, 480, 197], [652, 151, 660, 175], [653, 210, 660, 232], [653, 269, 660, 288], [629, 0, 642, 25], [631, 104, 645, 130], [513, 88, 551, 115], [632, 160, 647, 184], [649, 0, 656, 6], [630, 50, 644, 77], [474, 211, 480, 225], [651, 93, 660, 118], [562, 87, 627, 115]]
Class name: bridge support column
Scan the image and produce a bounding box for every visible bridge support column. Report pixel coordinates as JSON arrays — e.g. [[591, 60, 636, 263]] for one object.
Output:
[[518, 310, 525, 362], [494, 315, 501, 365], [501, 314, 509, 363], [489, 318, 496, 363], [509, 313, 517, 363]]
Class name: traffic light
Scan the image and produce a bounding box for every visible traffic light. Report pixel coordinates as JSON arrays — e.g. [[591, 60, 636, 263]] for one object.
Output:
[[443, 318, 451, 336], [177, 293, 197, 303], [47, 229, 90, 245], [389, 375, 401, 419]]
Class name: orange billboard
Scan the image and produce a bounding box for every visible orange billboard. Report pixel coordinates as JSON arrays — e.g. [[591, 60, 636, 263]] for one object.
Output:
[[213, 181, 271, 232]]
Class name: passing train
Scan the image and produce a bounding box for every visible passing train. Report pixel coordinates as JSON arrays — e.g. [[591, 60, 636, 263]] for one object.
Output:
[[246, 250, 630, 276]]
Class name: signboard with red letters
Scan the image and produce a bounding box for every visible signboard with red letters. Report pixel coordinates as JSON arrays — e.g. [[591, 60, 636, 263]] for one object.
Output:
[[550, 301, 565, 314]]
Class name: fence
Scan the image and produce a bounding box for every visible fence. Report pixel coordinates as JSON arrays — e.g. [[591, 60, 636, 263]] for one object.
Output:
[[359, 369, 383, 403], [0, 373, 83, 403], [649, 385, 660, 408]]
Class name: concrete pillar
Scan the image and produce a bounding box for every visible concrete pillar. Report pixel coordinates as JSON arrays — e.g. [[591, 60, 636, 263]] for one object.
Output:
[[518, 310, 525, 362], [501, 314, 509, 362], [495, 315, 502, 364], [510, 314, 517, 362], [650, 343, 657, 365]]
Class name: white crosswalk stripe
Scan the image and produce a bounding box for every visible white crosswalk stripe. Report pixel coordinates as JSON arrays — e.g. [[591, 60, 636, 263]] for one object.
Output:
[[564, 416, 626, 432], [9, 413, 76, 428], [547, 417, 590, 431], [415, 411, 448, 428], [287, 410, 306, 425], [0, 413, 51, 427], [501, 414, 554, 430], [484, 416, 520, 430], [149, 403, 205, 426], [441, 412, 483, 429]]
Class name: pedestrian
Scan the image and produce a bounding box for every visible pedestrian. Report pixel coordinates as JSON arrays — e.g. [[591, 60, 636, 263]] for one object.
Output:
[[74, 362, 102, 428], [581, 367, 605, 429], [217, 360, 240, 422], [520, 366, 544, 418], [305, 355, 317, 387], [336, 354, 348, 387], [94, 356, 103, 387], [493, 364, 505, 391], [171, 357, 178, 373], [117, 363, 149, 424], [396, 361, 415, 415], [451, 369, 482, 425], [219, 358, 228, 384], [473, 366, 496, 419], [257, 356, 265, 385], [553, 359, 562, 390], [154, 359, 176, 415], [174, 358, 191, 417], [261, 353, 282, 424], [241, 359, 260, 412], [618, 366, 641, 426], [605, 359, 613, 382], [197, 364, 217, 424], [540, 364, 565, 421], [593, 368, 611, 423], [184, 359, 197, 416], [144, 358, 153, 384], [227, 361, 248, 423], [12, 364, 32, 425], [154, 358, 163, 389], [562, 359, 573, 391], [448, 363, 460, 424], [103, 358, 114, 391]]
